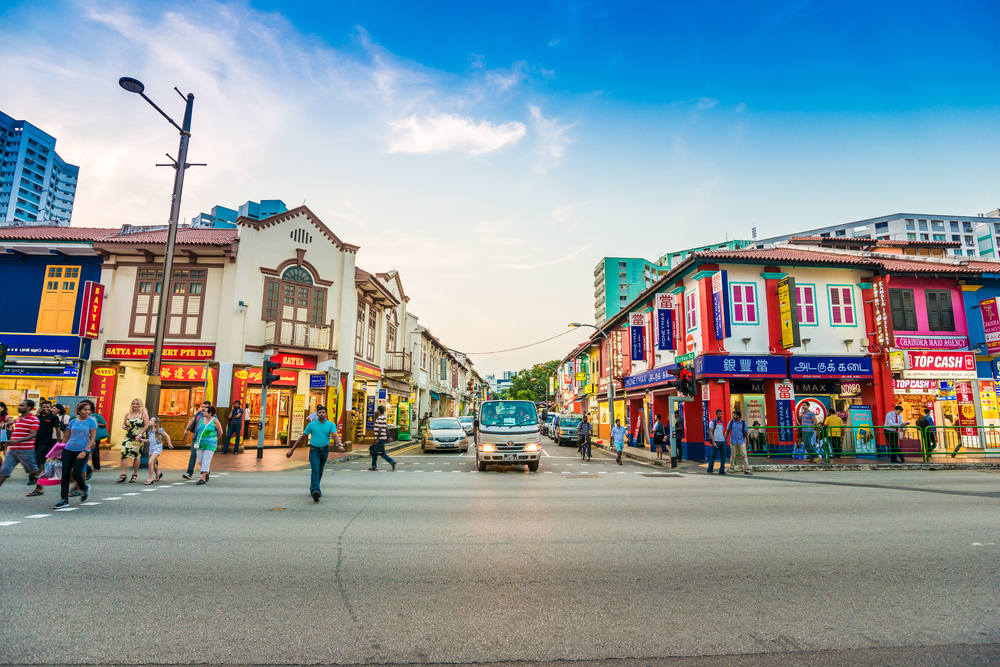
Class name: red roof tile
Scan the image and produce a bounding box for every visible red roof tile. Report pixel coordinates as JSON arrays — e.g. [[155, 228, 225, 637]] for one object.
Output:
[[0, 226, 119, 241], [96, 228, 239, 246]]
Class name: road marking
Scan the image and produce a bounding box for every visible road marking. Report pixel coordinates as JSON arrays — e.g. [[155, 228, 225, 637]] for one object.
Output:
[[452, 471, 461, 473], [541, 449, 551, 457], [103, 497, 122, 500], [414, 470, 424, 473], [25, 514, 51, 519], [123, 493, 140, 496], [217, 472, 230, 475], [143, 488, 157, 492], [433, 470, 442, 473], [172, 483, 186, 486], [543, 471, 553, 474], [81, 502, 101, 506], [55, 507, 78, 512]]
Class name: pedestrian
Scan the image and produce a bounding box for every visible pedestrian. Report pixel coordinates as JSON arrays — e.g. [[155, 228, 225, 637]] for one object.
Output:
[[798, 408, 821, 463], [916, 408, 937, 457], [706, 409, 727, 475], [611, 418, 627, 465], [54, 403, 69, 432], [673, 409, 684, 465], [191, 405, 222, 485], [578, 414, 592, 461], [824, 410, 844, 458], [53, 400, 96, 509], [884, 404, 908, 463], [27, 399, 61, 497], [221, 400, 243, 454], [141, 417, 173, 484], [116, 399, 149, 483], [182, 402, 205, 480], [368, 405, 396, 471], [0, 401, 13, 437], [652, 413, 666, 460], [0, 400, 40, 493], [419, 412, 430, 436], [287, 405, 344, 501], [91, 411, 108, 474], [726, 410, 752, 475]]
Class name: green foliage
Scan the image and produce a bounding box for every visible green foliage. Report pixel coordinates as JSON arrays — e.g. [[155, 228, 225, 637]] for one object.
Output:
[[505, 360, 560, 404]]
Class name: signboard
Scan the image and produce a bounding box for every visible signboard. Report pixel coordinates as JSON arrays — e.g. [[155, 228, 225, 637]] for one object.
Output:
[[291, 394, 306, 439], [894, 335, 969, 350], [247, 366, 298, 386], [777, 277, 800, 349], [355, 360, 382, 380], [158, 364, 212, 383], [871, 278, 892, 348], [365, 395, 376, 432], [309, 374, 327, 389], [955, 381, 978, 443], [103, 343, 214, 361], [1, 333, 81, 358], [775, 380, 795, 442], [694, 354, 786, 378], [656, 293, 675, 351], [231, 367, 249, 408], [270, 353, 317, 370], [983, 297, 1000, 355], [839, 381, 862, 397], [744, 395, 765, 427], [849, 405, 876, 456], [88, 364, 118, 426], [622, 366, 675, 390], [78, 281, 105, 340], [788, 356, 874, 379], [889, 351, 906, 371], [902, 351, 977, 379], [711, 271, 731, 341], [629, 312, 645, 361], [674, 352, 695, 364], [610, 329, 625, 379], [979, 381, 1000, 427]]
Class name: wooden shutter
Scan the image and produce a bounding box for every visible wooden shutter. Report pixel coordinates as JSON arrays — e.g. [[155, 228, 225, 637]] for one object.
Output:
[[797, 286, 816, 324], [732, 285, 745, 323], [37, 266, 80, 334], [744, 285, 756, 322], [926, 290, 955, 332], [830, 288, 842, 324], [925, 291, 941, 331], [841, 288, 854, 324]]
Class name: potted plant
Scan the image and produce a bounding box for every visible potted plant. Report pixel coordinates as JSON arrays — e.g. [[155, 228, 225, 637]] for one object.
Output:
[[277, 430, 288, 445]]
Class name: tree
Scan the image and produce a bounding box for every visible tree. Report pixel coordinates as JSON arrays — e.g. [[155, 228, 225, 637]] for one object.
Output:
[[504, 360, 560, 404]]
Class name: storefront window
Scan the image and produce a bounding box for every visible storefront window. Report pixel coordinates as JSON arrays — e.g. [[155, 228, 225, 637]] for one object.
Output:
[[158, 386, 205, 417]]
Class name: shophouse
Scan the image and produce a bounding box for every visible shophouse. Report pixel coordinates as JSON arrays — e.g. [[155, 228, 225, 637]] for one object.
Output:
[[959, 261, 1000, 449], [350, 267, 401, 443]]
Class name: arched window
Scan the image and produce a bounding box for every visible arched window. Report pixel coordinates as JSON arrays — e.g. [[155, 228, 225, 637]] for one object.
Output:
[[263, 264, 327, 325], [282, 266, 313, 285]]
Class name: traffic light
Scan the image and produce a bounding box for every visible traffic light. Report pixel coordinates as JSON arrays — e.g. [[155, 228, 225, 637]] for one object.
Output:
[[0, 343, 6, 374], [262, 355, 282, 389], [668, 365, 695, 397]]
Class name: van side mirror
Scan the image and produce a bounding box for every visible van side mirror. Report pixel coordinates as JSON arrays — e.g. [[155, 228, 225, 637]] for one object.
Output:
[[473, 419, 479, 431]]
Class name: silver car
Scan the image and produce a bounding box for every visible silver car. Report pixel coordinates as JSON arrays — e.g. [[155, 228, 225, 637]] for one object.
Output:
[[422, 417, 469, 453], [457, 416, 474, 435]]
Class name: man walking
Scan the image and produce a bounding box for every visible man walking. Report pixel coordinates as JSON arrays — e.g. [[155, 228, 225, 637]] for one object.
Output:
[[799, 407, 821, 463], [287, 405, 344, 502], [673, 409, 684, 465], [368, 405, 396, 471], [0, 400, 40, 492], [610, 418, 627, 465], [706, 409, 727, 475], [824, 410, 844, 458], [725, 410, 752, 475], [28, 400, 61, 496], [578, 414, 592, 461], [182, 402, 205, 479], [884, 404, 908, 463], [917, 408, 937, 457], [221, 400, 243, 454]]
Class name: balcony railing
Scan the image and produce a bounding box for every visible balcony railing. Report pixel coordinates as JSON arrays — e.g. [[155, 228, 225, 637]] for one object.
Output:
[[385, 351, 412, 374], [264, 319, 333, 351]]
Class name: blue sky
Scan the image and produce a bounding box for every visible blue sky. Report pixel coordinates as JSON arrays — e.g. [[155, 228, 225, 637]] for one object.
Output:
[[2, 0, 999, 374]]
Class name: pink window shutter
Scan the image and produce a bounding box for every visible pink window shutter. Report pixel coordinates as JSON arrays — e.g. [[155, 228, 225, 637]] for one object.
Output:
[[746, 286, 756, 322], [842, 288, 854, 324], [830, 288, 842, 324], [733, 285, 744, 323]]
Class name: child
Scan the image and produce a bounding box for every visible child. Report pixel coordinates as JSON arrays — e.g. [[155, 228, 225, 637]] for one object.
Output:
[[141, 417, 173, 484]]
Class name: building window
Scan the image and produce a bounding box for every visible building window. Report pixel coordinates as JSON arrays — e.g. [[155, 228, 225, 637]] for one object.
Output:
[[888, 289, 918, 331], [730, 283, 758, 325], [920, 234, 929, 241], [685, 291, 697, 331], [918, 220, 928, 230], [131, 268, 163, 336], [907, 233, 917, 240], [795, 284, 817, 326], [37, 265, 80, 334], [875, 222, 889, 232], [263, 266, 326, 327], [965, 236, 974, 246], [355, 302, 366, 353], [835, 229, 846, 237], [828, 286, 855, 326], [963, 222, 973, 233], [386, 323, 396, 352], [906, 219, 915, 230], [925, 290, 955, 331], [618, 261, 626, 269], [952, 235, 962, 243], [994, 223, 1000, 235], [367, 306, 376, 361], [933, 234, 946, 241], [166, 269, 207, 337], [931, 220, 944, 231], [951, 221, 960, 232], [968, 249, 977, 257]]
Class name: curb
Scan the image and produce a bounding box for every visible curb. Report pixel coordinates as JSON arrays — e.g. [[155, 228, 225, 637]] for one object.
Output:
[[328, 440, 417, 466]]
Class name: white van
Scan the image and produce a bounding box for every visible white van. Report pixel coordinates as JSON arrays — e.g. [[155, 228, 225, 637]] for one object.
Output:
[[474, 400, 541, 472]]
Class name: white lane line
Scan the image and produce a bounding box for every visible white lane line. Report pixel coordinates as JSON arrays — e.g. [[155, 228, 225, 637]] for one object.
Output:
[[543, 471, 553, 474], [143, 488, 158, 492], [452, 470, 461, 473], [1, 521, 22, 526], [25, 514, 51, 519], [217, 472, 230, 475], [414, 470, 424, 473], [541, 449, 551, 457], [103, 497, 122, 500], [123, 493, 140, 496], [433, 470, 442, 473], [81, 502, 101, 505], [55, 507, 78, 512], [617, 471, 626, 474]]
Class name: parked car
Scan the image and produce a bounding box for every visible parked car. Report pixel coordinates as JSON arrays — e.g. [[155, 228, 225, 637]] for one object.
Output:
[[541, 414, 555, 436], [458, 416, 474, 435], [549, 414, 560, 440], [422, 417, 469, 453], [553, 414, 581, 446]]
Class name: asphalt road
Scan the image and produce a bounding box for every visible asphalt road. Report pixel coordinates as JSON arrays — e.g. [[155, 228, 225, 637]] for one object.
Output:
[[1, 437, 998, 666]]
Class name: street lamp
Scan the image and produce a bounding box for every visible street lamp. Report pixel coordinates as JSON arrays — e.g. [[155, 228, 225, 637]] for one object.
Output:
[[569, 322, 615, 433], [528, 377, 551, 403], [119, 76, 198, 419]]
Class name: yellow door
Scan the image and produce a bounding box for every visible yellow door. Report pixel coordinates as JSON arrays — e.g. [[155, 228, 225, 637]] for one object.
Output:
[[37, 266, 80, 334]]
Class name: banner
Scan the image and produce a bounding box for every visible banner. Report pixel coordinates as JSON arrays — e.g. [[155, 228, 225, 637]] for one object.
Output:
[[629, 312, 645, 361], [78, 281, 105, 340], [291, 393, 306, 439], [103, 343, 214, 361], [269, 353, 317, 370], [955, 381, 978, 441], [848, 405, 876, 456], [204, 365, 219, 405], [789, 356, 874, 379], [979, 380, 1000, 427], [656, 293, 675, 351], [88, 364, 118, 426], [231, 367, 249, 409], [711, 271, 731, 341], [777, 277, 800, 349], [775, 380, 795, 443], [981, 297, 1000, 355], [903, 351, 977, 379], [871, 278, 893, 348]]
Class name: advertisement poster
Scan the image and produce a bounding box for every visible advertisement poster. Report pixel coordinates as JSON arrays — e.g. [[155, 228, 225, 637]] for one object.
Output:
[[630, 312, 645, 361], [775, 380, 795, 443], [231, 367, 249, 409], [777, 277, 800, 349], [203, 365, 219, 406], [365, 395, 376, 432], [982, 297, 1000, 355], [88, 364, 118, 426], [744, 395, 765, 428], [848, 405, 875, 456], [955, 381, 979, 447], [78, 281, 105, 339], [656, 293, 675, 351], [290, 394, 306, 439], [711, 270, 731, 341]]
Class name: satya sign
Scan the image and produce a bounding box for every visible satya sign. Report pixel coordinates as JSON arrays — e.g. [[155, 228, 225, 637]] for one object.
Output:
[[269, 353, 317, 370], [78, 281, 105, 340]]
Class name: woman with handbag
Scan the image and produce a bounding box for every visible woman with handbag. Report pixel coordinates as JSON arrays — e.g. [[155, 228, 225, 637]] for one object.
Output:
[[53, 400, 97, 509], [191, 405, 223, 485], [117, 399, 149, 483]]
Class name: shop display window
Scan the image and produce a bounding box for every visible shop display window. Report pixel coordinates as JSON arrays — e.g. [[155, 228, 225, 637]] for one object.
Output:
[[158, 386, 205, 417]]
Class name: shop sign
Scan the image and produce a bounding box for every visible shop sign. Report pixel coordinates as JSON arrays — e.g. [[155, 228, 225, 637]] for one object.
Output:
[[711, 271, 731, 341], [309, 374, 327, 389], [1, 365, 78, 377], [355, 360, 382, 380], [655, 293, 675, 351], [848, 405, 876, 455], [839, 381, 862, 397], [871, 278, 892, 348], [796, 397, 827, 425], [629, 313, 646, 361], [88, 365, 118, 426], [889, 351, 906, 371], [452, 363, 459, 389], [610, 329, 624, 379], [744, 396, 765, 427], [955, 381, 978, 439], [902, 351, 976, 379], [894, 379, 936, 394], [794, 381, 838, 395], [894, 335, 969, 350], [103, 343, 214, 361], [778, 277, 800, 349], [270, 353, 317, 370], [981, 297, 1000, 355], [730, 380, 766, 394], [231, 368, 250, 408], [246, 366, 298, 386], [788, 356, 873, 379], [775, 380, 795, 442], [993, 358, 1000, 380], [701, 382, 711, 401], [365, 395, 376, 431], [159, 364, 209, 382], [694, 354, 786, 378], [978, 381, 1000, 428], [78, 281, 105, 340], [204, 365, 219, 405], [1, 333, 81, 358], [622, 366, 675, 390]]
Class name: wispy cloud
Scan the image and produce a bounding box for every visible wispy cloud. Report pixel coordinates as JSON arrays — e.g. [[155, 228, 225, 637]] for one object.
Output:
[[495, 242, 594, 270], [529, 105, 574, 173], [485, 61, 531, 91], [387, 114, 526, 154]]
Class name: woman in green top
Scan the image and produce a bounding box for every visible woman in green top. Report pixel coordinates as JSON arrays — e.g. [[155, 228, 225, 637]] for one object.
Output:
[[192, 405, 223, 485]]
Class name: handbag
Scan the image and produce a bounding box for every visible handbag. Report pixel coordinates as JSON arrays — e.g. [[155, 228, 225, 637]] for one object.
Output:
[[192, 421, 205, 450]]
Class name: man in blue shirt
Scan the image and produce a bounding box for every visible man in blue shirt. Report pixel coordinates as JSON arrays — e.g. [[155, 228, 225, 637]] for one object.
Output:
[[725, 410, 752, 475], [287, 405, 343, 502], [610, 418, 627, 466]]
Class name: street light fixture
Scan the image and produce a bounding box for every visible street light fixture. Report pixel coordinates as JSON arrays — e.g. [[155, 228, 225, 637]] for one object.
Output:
[[119, 76, 200, 419], [568, 322, 615, 433]]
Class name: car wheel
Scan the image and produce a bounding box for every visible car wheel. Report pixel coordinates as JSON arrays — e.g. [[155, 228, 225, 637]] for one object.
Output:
[[461, 449, 468, 454], [477, 459, 487, 472], [527, 461, 539, 472]]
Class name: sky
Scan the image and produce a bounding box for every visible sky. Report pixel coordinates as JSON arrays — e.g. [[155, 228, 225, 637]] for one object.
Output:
[[2, 0, 999, 376]]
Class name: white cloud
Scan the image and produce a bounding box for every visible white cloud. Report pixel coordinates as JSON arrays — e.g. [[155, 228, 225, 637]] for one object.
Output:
[[495, 242, 594, 270], [387, 114, 526, 155], [548, 38, 561, 48], [485, 61, 530, 91], [529, 105, 574, 173]]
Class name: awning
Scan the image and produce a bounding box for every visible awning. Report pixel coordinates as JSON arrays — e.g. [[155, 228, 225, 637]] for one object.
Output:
[[430, 391, 440, 400], [383, 377, 410, 395]]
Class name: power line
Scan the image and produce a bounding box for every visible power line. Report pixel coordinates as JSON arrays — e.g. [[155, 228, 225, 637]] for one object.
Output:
[[448, 328, 580, 356]]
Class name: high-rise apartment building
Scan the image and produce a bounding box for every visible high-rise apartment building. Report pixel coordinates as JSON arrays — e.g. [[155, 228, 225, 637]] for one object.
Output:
[[594, 257, 668, 325], [190, 199, 288, 228], [656, 239, 753, 270], [0, 111, 79, 226]]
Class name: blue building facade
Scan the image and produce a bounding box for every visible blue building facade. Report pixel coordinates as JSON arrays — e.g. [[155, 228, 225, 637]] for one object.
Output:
[[191, 199, 287, 228], [0, 111, 79, 226]]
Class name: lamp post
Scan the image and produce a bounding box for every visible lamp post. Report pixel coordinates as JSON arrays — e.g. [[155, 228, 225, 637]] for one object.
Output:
[[119, 77, 197, 419], [569, 323, 615, 433], [528, 377, 551, 404]]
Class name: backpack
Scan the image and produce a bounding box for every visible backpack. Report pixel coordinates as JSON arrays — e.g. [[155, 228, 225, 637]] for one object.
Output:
[[728, 419, 746, 440]]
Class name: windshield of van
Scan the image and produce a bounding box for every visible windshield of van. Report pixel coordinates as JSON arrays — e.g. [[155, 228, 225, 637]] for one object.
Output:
[[479, 401, 538, 427], [559, 417, 580, 427]]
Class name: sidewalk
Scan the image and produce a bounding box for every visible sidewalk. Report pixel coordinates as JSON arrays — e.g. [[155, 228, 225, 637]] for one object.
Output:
[[590, 440, 1000, 472], [132, 440, 418, 473]]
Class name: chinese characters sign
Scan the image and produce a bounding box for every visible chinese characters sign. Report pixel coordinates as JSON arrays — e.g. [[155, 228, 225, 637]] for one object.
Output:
[[656, 293, 675, 351], [159, 364, 209, 382], [630, 313, 645, 361], [78, 281, 104, 340], [711, 271, 731, 341], [775, 380, 795, 442]]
